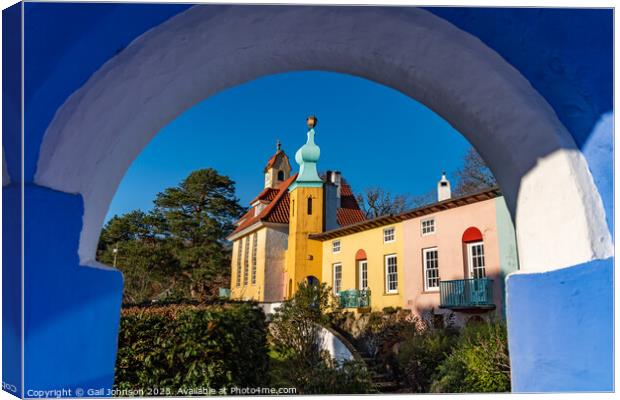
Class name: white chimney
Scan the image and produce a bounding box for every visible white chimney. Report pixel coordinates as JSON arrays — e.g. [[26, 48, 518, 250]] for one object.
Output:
[[437, 171, 451, 201], [331, 171, 342, 199]]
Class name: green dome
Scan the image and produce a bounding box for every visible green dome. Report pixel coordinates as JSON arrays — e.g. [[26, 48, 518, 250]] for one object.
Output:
[[295, 129, 320, 164], [292, 127, 323, 187]]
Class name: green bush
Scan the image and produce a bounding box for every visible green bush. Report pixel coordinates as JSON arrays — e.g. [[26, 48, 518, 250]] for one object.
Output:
[[430, 321, 511, 393], [393, 324, 458, 392], [114, 302, 269, 393], [269, 282, 375, 394]]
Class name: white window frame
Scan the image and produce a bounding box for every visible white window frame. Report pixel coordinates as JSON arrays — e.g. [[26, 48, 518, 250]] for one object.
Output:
[[421, 218, 435, 236], [243, 237, 250, 286], [467, 241, 486, 279], [384, 254, 398, 294], [332, 240, 341, 254], [383, 227, 395, 243], [235, 240, 242, 287], [358, 260, 368, 290], [251, 233, 258, 285], [423, 247, 440, 292], [333, 263, 342, 295]]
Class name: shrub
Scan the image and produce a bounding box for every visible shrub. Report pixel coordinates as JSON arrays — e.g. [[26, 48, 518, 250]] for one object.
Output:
[[114, 302, 269, 393], [269, 282, 375, 394], [302, 360, 377, 394], [393, 323, 458, 392], [430, 321, 511, 393]]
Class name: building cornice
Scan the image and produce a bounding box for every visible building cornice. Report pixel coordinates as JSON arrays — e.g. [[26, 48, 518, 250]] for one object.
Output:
[[309, 187, 501, 241]]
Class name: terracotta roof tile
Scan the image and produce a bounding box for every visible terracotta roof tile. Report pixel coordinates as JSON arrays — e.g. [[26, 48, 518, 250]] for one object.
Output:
[[228, 173, 365, 239], [228, 174, 298, 237], [250, 187, 279, 204], [337, 208, 366, 226]]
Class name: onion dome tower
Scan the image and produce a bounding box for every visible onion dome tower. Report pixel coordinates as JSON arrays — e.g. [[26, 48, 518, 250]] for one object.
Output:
[[285, 115, 325, 299]]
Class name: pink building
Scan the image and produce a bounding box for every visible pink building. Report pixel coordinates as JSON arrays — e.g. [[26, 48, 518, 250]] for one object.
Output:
[[403, 181, 519, 325]]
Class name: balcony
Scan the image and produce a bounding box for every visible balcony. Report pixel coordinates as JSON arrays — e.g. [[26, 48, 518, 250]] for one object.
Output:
[[338, 289, 371, 309], [439, 278, 495, 311]]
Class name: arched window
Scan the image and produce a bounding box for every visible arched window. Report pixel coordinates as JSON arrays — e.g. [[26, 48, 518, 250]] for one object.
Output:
[[307, 197, 313, 215], [277, 170, 285, 181], [307, 275, 319, 286], [462, 227, 485, 279], [355, 249, 368, 290]]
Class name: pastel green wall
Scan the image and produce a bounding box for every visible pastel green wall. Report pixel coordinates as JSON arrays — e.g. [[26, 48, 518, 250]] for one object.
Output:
[[495, 196, 520, 318]]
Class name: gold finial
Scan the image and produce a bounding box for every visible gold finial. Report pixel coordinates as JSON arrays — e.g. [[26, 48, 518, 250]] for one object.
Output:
[[277, 139, 281, 151], [306, 115, 317, 129]]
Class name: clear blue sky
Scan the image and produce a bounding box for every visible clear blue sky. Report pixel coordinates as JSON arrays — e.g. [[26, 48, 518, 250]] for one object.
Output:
[[105, 71, 472, 221]]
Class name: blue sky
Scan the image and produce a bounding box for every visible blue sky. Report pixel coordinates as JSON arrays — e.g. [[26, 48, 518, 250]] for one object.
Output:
[[106, 71, 472, 221]]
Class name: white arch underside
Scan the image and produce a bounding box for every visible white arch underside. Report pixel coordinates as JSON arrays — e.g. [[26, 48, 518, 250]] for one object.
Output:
[[34, 5, 612, 271]]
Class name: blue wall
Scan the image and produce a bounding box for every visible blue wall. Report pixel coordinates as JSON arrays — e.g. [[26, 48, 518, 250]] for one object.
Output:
[[4, 4, 613, 395], [507, 259, 613, 392], [23, 187, 123, 396], [23, 2, 189, 183], [2, 3, 22, 397]]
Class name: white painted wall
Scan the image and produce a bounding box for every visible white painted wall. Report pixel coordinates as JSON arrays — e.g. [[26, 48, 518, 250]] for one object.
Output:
[[33, 5, 611, 272], [318, 326, 354, 363]]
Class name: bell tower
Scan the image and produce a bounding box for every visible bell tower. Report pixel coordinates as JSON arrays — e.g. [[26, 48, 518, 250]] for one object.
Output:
[[264, 140, 291, 189], [284, 116, 325, 298]]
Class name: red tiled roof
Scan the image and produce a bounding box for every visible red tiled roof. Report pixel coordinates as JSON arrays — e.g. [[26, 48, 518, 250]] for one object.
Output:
[[338, 179, 365, 224], [228, 173, 365, 239], [229, 174, 298, 237], [337, 208, 366, 226], [250, 187, 279, 204]]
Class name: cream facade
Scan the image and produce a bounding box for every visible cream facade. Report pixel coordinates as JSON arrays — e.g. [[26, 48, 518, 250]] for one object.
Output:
[[230, 226, 288, 302]]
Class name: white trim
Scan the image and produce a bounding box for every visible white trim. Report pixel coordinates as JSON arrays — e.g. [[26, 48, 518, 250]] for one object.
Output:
[[358, 260, 368, 291], [384, 254, 398, 294], [466, 241, 486, 279], [421, 217, 435, 236], [332, 263, 342, 295], [332, 239, 341, 254], [383, 227, 395, 243], [423, 247, 440, 292]]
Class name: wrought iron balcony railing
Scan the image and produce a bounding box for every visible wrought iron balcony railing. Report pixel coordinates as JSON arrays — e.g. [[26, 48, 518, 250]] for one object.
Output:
[[338, 289, 371, 309], [439, 278, 495, 310]]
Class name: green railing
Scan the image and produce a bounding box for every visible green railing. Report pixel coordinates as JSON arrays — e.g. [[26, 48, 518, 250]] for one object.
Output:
[[439, 278, 494, 309], [218, 288, 231, 299], [338, 289, 371, 308]]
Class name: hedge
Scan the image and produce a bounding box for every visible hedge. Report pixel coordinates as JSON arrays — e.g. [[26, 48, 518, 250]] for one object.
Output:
[[114, 302, 270, 393]]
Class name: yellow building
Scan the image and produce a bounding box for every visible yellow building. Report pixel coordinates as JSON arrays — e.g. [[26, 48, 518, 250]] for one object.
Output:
[[227, 117, 366, 302], [310, 217, 406, 310], [228, 118, 518, 321]]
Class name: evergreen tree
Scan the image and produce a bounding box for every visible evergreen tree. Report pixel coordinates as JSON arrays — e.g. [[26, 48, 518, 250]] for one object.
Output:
[[97, 168, 245, 304]]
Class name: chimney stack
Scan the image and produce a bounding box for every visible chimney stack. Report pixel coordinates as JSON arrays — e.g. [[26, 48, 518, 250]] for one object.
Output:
[[437, 171, 451, 201], [331, 171, 342, 199]]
